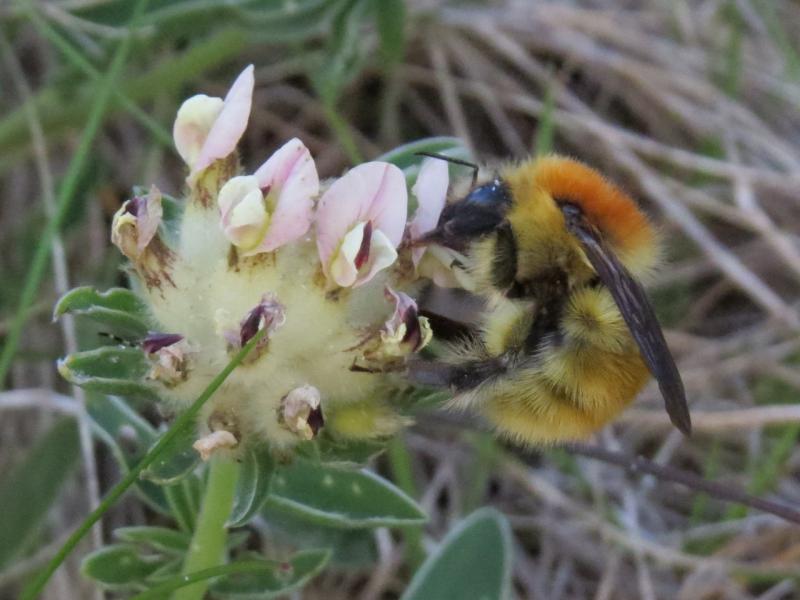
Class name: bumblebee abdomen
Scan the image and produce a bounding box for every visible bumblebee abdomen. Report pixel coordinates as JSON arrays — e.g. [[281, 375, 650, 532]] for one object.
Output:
[[476, 284, 650, 445]]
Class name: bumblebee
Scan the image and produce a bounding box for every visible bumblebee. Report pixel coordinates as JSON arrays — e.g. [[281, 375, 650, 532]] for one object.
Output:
[[409, 155, 691, 444]]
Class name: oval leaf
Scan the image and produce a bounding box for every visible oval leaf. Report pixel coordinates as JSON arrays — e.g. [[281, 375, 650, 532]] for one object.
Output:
[[81, 544, 164, 588], [401, 508, 513, 600], [262, 502, 378, 567], [141, 424, 200, 485], [209, 551, 331, 599], [267, 459, 426, 528], [59, 347, 157, 400], [115, 526, 191, 556], [228, 444, 275, 527], [54, 287, 153, 339]]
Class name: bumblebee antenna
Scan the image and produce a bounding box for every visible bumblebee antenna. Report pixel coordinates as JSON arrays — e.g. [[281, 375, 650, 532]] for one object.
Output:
[[415, 152, 479, 188]]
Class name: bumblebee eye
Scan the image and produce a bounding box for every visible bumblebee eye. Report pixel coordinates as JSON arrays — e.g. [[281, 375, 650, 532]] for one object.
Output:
[[462, 178, 512, 208]]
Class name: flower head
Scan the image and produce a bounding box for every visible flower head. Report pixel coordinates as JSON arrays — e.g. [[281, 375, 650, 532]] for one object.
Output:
[[316, 162, 407, 288], [218, 138, 318, 254], [173, 65, 254, 182]]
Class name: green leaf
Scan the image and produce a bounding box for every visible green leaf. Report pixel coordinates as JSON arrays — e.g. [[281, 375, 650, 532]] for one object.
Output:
[[228, 444, 276, 527], [534, 82, 556, 156], [54, 287, 153, 339], [374, 0, 406, 67], [209, 551, 331, 598], [115, 526, 191, 556], [263, 502, 378, 567], [141, 424, 200, 485], [376, 136, 472, 171], [81, 544, 163, 589], [164, 477, 202, 532], [86, 395, 171, 514], [318, 436, 386, 465], [0, 418, 80, 569], [267, 459, 426, 528], [144, 556, 184, 584], [401, 508, 513, 600], [58, 346, 157, 400], [236, 0, 343, 42], [313, 0, 372, 105], [375, 136, 473, 195]]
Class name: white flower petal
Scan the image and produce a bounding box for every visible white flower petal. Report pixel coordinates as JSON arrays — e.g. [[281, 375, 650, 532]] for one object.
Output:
[[218, 175, 269, 249], [173, 95, 224, 168]]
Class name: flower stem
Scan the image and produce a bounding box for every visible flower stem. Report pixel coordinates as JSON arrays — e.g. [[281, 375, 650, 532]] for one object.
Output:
[[174, 457, 240, 600]]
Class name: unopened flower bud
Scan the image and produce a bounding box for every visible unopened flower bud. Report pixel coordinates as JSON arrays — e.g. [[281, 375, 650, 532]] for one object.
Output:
[[193, 430, 238, 461], [144, 333, 189, 387]]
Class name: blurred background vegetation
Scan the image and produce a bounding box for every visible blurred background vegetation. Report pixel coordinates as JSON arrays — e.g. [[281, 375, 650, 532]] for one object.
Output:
[[2, 0, 800, 598]]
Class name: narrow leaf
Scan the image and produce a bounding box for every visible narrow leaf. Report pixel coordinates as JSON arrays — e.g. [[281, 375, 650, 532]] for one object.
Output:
[[164, 476, 202, 532], [0, 418, 80, 569], [115, 526, 191, 556], [228, 444, 276, 527], [401, 508, 513, 600], [54, 286, 153, 338], [267, 459, 426, 528], [375, 0, 406, 67], [375, 136, 471, 171], [141, 424, 200, 485]]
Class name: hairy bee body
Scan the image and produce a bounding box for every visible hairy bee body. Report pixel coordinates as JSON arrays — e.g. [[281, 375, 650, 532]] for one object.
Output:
[[414, 155, 689, 444]]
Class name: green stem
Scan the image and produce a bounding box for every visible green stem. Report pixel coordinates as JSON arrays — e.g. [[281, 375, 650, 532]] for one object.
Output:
[[20, 328, 265, 600], [174, 457, 240, 600]]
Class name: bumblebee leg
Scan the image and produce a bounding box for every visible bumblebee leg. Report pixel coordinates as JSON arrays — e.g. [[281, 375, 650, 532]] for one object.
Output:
[[406, 357, 507, 392]]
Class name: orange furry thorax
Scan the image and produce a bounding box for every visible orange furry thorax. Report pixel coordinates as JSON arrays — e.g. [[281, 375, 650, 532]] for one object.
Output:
[[503, 155, 656, 260]]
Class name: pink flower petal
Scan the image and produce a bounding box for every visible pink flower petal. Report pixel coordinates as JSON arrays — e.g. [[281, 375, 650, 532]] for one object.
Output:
[[409, 158, 449, 265], [361, 162, 408, 247], [189, 65, 254, 180], [249, 138, 319, 254], [316, 162, 408, 279]]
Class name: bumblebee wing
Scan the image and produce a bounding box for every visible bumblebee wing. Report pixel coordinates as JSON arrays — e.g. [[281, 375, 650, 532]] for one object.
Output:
[[561, 203, 691, 435]]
